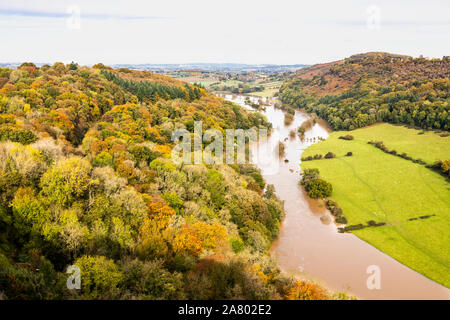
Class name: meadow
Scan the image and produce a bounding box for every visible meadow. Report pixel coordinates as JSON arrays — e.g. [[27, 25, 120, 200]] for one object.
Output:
[[210, 78, 283, 97], [301, 123, 450, 287], [248, 81, 282, 97]]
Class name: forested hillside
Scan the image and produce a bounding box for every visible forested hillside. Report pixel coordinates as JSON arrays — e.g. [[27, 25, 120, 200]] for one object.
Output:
[[280, 52, 450, 131], [0, 62, 342, 300]]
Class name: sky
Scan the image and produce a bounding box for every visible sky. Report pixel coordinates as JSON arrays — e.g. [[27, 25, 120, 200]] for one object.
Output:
[[0, 0, 449, 65]]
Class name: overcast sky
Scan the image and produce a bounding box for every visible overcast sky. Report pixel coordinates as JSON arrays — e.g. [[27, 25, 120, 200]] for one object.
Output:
[[0, 0, 449, 65]]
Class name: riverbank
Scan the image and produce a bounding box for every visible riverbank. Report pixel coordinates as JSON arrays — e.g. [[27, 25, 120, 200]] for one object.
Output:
[[225, 94, 450, 299], [300, 123, 450, 288]]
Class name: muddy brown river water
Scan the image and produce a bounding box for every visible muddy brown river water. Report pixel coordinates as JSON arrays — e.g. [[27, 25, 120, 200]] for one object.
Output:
[[223, 94, 449, 300]]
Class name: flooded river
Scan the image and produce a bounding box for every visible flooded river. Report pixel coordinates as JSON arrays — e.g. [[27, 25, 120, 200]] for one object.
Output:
[[223, 94, 449, 300]]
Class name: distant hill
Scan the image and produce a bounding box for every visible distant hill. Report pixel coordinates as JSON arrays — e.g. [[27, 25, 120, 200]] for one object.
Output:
[[0, 62, 308, 75], [279, 52, 450, 131], [111, 63, 309, 74]]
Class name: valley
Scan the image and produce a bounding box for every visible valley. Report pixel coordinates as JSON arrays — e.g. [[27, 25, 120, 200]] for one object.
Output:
[[227, 94, 450, 299]]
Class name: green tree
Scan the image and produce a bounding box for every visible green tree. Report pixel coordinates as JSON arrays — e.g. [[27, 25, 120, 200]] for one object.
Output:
[[68, 61, 78, 71], [129, 145, 155, 165], [205, 169, 226, 208], [40, 157, 92, 207], [93, 151, 113, 167], [306, 178, 332, 198], [11, 187, 49, 237], [162, 191, 184, 215], [121, 259, 185, 299], [74, 255, 123, 299]]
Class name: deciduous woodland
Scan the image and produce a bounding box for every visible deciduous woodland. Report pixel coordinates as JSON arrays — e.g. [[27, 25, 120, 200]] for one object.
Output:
[[0, 62, 352, 300], [280, 52, 450, 131]]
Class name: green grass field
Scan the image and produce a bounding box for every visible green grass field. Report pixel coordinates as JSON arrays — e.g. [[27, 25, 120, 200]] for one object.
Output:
[[187, 80, 215, 86], [301, 123, 450, 287], [210, 79, 282, 97], [249, 81, 282, 97]]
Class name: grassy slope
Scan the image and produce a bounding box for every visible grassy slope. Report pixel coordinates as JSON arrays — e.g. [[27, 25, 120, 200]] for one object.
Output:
[[249, 81, 283, 97], [210, 79, 282, 97], [341, 123, 450, 164], [301, 123, 450, 287]]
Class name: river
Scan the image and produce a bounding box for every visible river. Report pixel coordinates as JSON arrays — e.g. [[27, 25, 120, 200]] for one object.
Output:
[[222, 93, 450, 300]]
